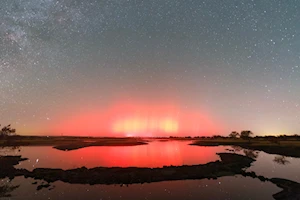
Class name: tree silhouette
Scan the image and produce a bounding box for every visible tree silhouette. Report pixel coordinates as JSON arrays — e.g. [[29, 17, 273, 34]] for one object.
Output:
[[0, 125, 16, 137], [229, 131, 240, 138], [240, 130, 254, 139]]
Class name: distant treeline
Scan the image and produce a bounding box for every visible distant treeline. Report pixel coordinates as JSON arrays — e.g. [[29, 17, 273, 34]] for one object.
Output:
[[169, 134, 300, 140]]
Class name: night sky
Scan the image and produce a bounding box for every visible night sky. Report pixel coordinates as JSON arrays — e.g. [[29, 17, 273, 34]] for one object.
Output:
[[1, 0, 300, 136]]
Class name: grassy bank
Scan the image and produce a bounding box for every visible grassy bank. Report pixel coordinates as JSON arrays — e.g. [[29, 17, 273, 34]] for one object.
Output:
[[0, 136, 148, 150], [191, 138, 300, 158]]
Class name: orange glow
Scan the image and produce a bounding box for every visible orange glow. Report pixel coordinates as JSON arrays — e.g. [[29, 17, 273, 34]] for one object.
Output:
[[112, 117, 178, 135], [51, 101, 223, 137]]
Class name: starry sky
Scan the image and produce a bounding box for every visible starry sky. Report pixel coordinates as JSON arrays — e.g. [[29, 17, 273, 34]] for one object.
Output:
[[1, 0, 300, 136]]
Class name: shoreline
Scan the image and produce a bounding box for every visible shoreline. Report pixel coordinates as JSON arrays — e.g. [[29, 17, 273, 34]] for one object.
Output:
[[190, 139, 300, 158]]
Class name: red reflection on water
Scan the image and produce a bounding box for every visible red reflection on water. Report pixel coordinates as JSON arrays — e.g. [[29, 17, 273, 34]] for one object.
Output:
[[15, 142, 227, 170], [52, 102, 221, 137]]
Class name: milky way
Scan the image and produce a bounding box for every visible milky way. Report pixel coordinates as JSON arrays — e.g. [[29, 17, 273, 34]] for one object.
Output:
[[1, 0, 300, 135]]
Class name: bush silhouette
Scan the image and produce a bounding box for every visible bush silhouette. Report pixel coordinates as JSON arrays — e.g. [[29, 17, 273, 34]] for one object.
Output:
[[229, 131, 240, 138], [240, 130, 253, 139], [0, 124, 16, 137]]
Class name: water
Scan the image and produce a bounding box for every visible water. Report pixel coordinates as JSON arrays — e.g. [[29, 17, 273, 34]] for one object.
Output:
[[247, 151, 300, 182], [1, 140, 299, 200], [1, 177, 280, 200], [3, 141, 227, 170]]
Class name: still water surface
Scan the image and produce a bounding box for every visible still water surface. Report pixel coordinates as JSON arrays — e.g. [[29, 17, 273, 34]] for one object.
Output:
[[6, 141, 226, 170], [1, 140, 299, 200]]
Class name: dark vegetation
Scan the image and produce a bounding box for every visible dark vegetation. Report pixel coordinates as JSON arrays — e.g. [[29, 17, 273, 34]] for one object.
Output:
[[191, 130, 300, 158], [0, 124, 16, 137], [0, 135, 149, 150], [53, 139, 148, 151], [0, 124, 16, 146]]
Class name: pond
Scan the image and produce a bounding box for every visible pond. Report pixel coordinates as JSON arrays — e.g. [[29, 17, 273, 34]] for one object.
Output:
[[1, 140, 299, 200], [2, 141, 227, 170]]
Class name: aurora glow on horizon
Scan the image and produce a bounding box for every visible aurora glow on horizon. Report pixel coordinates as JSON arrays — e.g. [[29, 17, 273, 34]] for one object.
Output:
[[1, 0, 300, 136], [50, 102, 221, 136]]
